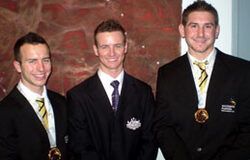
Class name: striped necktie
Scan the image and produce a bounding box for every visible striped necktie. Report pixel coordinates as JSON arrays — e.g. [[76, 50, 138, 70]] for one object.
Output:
[[36, 98, 48, 129], [194, 61, 208, 93]]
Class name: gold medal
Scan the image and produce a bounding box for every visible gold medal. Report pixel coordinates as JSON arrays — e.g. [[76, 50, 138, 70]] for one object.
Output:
[[48, 147, 61, 160], [194, 108, 209, 123]]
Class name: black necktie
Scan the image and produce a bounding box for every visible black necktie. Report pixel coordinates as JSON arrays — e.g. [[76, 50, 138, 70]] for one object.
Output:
[[110, 80, 120, 112]]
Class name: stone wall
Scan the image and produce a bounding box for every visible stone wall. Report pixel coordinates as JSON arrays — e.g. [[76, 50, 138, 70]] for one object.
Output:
[[0, 0, 181, 99]]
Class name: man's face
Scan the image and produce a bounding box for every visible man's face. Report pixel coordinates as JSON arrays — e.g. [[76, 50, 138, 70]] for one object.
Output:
[[14, 43, 51, 94], [93, 31, 127, 76], [179, 11, 220, 59]]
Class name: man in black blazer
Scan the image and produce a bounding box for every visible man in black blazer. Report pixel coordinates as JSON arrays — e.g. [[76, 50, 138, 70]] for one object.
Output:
[[67, 19, 157, 160], [0, 32, 67, 160], [154, 1, 250, 160]]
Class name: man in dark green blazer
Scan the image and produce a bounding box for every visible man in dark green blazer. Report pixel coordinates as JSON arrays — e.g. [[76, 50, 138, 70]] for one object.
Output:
[[67, 19, 157, 160], [0, 32, 68, 160]]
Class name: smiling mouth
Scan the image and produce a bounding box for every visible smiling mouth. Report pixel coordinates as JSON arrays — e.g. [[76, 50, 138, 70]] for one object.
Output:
[[108, 58, 118, 62], [34, 74, 47, 79], [194, 37, 207, 43]]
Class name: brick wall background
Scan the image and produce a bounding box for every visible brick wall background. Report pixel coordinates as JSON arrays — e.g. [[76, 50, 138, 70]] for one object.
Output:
[[0, 0, 181, 100]]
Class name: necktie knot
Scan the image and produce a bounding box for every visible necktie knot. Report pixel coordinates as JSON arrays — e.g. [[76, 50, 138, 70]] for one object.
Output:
[[194, 61, 208, 70], [111, 80, 119, 89], [36, 98, 45, 108]]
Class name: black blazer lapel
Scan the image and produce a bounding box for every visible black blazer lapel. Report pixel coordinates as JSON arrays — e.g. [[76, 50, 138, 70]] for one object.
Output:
[[117, 73, 133, 115], [10, 87, 49, 142], [47, 90, 67, 155], [207, 50, 230, 102], [83, 74, 115, 154], [89, 73, 114, 115], [179, 54, 199, 107], [205, 50, 231, 121], [48, 91, 63, 145]]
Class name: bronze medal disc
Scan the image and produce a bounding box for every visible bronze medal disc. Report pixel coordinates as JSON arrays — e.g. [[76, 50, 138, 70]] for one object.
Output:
[[48, 147, 61, 160], [194, 108, 209, 123]]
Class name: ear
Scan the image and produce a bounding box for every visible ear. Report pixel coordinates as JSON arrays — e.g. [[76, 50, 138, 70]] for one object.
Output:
[[124, 42, 128, 54], [13, 60, 21, 73], [215, 25, 220, 39], [179, 24, 185, 38], [93, 45, 99, 56]]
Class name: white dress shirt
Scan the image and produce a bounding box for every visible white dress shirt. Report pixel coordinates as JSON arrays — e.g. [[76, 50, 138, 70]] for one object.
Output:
[[97, 69, 124, 106], [188, 48, 216, 109]]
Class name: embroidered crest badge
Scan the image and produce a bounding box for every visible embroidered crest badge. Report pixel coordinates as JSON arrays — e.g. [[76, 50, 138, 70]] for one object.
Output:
[[126, 117, 141, 130]]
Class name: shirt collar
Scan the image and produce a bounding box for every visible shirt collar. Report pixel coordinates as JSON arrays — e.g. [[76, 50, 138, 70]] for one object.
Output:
[[97, 69, 124, 85], [188, 48, 217, 67], [17, 80, 48, 101]]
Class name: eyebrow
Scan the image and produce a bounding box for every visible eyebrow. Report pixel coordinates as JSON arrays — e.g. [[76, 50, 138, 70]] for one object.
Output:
[[187, 22, 215, 26], [24, 56, 51, 61]]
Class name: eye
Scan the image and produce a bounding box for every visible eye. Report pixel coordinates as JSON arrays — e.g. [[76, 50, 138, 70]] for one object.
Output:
[[99, 45, 109, 50], [190, 24, 197, 28], [115, 44, 124, 49], [27, 59, 36, 64], [205, 24, 213, 29], [43, 58, 51, 63]]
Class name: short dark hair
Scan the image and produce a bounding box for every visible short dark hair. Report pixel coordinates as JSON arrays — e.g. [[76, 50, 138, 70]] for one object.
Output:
[[182, 1, 219, 26], [94, 19, 126, 46], [14, 32, 51, 62]]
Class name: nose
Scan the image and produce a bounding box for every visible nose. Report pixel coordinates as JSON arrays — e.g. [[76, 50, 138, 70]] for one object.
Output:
[[109, 46, 115, 56], [198, 26, 205, 37], [37, 61, 45, 71]]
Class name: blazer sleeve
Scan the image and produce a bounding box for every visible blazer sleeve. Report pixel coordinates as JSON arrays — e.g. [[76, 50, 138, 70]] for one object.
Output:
[[0, 101, 18, 160], [220, 65, 250, 160], [137, 86, 158, 160], [67, 91, 103, 160], [154, 67, 191, 160]]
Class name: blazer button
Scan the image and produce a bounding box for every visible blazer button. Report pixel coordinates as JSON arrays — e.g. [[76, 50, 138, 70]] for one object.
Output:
[[196, 147, 202, 152]]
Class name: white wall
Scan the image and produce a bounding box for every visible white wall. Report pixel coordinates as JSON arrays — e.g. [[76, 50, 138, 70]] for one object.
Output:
[[156, 0, 232, 159], [232, 0, 250, 60]]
